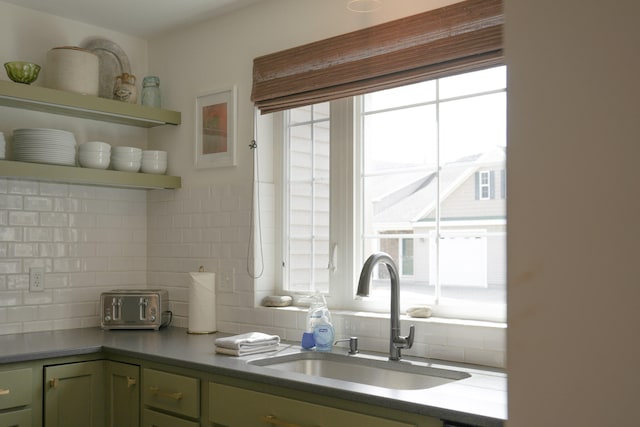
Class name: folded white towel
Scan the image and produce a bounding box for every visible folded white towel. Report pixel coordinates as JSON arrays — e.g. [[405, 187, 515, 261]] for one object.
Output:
[[214, 332, 280, 350], [215, 343, 279, 357]]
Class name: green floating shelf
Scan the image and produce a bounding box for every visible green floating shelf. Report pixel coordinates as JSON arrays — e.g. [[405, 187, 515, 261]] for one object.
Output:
[[0, 160, 181, 190], [0, 80, 181, 127]]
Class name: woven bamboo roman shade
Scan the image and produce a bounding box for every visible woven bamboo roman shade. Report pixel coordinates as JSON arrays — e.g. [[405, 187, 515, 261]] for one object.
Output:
[[251, 0, 504, 114]]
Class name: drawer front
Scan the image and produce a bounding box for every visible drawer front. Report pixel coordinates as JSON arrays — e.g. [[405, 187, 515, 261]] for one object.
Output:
[[0, 368, 32, 410], [0, 408, 32, 427], [142, 368, 199, 418], [142, 409, 199, 427], [209, 383, 417, 427]]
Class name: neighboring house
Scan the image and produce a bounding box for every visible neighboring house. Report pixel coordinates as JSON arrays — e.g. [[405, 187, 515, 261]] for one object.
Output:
[[370, 146, 506, 291]]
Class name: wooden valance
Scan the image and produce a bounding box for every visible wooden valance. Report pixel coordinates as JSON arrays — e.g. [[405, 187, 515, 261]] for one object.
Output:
[[251, 0, 504, 114]]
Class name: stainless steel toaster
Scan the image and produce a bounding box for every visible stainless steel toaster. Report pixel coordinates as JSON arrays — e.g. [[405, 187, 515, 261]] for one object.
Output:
[[100, 289, 170, 330]]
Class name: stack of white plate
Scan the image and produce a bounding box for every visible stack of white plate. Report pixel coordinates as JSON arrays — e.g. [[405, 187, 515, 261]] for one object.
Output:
[[141, 150, 167, 174], [12, 128, 76, 166], [78, 141, 111, 169], [111, 146, 142, 172]]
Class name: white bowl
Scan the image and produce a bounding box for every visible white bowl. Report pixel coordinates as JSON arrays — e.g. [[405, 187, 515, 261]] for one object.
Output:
[[112, 153, 142, 160], [112, 156, 142, 162], [142, 150, 167, 159], [112, 159, 141, 172], [79, 153, 110, 169], [141, 161, 167, 174], [79, 141, 110, 152], [112, 146, 142, 155]]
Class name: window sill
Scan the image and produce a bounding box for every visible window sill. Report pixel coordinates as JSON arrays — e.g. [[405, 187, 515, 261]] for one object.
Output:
[[262, 305, 507, 330]]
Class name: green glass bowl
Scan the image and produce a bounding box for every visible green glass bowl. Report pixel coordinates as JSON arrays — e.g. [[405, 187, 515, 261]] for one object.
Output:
[[4, 61, 41, 84]]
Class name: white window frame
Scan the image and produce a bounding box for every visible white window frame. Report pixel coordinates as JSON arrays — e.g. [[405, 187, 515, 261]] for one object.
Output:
[[275, 70, 507, 322]]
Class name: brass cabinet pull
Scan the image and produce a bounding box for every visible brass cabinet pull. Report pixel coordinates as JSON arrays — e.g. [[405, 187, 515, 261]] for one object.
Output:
[[0, 388, 9, 395], [49, 378, 59, 389], [126, 376, 137, 388], [261, 415, 303, 427], [149, 385, 183, 400]]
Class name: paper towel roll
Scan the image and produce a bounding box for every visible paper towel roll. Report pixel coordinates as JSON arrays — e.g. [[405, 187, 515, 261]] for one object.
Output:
[[188, 272, 217, 334]]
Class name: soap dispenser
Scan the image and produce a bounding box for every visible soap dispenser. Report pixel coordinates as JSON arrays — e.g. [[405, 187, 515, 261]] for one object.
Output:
[[313, 315, 335, 352]]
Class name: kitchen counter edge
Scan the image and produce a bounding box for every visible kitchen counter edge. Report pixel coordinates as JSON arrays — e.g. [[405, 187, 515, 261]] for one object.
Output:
[[0, 327, 506, 427]]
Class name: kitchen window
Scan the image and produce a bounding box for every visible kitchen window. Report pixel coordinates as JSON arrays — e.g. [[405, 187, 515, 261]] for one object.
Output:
[[277, 65, 506, 321]]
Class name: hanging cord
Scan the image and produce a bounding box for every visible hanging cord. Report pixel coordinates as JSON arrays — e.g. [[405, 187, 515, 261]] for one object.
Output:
[[247, 111, 265, 279]]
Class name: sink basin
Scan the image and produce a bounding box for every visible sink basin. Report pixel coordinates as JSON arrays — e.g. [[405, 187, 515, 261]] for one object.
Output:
[[248, 351, 470, 390]]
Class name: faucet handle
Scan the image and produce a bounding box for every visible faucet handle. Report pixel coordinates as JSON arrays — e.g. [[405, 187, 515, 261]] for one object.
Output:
[[393, 325, 415, 350], [406, 325, 415, 349]]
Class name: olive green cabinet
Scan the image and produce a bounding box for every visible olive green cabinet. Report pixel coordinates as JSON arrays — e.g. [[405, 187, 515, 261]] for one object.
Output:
[[44, 360, 105, 427], [141, 368, 200, 427], [208, 382, 442, 427], [106, 361, 140, 427], [0, 367, 33, 427]]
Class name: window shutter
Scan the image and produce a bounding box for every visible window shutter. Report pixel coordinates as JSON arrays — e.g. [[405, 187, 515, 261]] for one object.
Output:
[[501, 168, 506, 198], [475, 171, 480, 200], [490, 170, 496, 199], [251, 0, 504, 114]]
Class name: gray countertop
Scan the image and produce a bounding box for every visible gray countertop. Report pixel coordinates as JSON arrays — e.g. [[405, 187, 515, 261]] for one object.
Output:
[[0, 327, 506, 426]]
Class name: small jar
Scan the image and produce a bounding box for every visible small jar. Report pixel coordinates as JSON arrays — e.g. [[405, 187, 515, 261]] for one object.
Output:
[[113, 73, 138, 103], [141, 75, 161, 108]]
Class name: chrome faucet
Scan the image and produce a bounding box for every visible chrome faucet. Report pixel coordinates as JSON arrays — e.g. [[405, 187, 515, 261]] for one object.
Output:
[[356, 252, 414, 361]]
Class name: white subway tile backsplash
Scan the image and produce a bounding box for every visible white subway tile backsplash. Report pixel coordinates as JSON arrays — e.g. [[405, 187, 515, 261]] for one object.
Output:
[[10, 243, 38, 257], [24, 196, 53, 211], [53, 258, 82, 273], [8, 211, 38, 226], [7, 274, 28, 290], [68, 185, 96, 199], [41, 243, 68, 257], [0, 291, 22, 307], [0, 179, 506, 369], [53, 198, 81, 213], [0, 260, 21, 274], [0, 227, 22, 241], [7, 306, 37, 322], [8, 180, 38, 195], [39, 183, 69, 197], [24, 227, 52, 242], [0, 194, 23, 210], [0, 180, 147, 335], [40, 212, 68, 227]]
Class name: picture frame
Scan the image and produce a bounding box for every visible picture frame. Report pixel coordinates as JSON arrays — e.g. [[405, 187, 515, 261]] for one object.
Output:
[[194, 86, 237, 169]]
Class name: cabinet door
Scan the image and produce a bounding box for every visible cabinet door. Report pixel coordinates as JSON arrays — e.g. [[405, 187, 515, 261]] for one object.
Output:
[[0, 408, 32, 427], [106, 361, 140, 427], [0, 368, 32, 410], [142, 409, 199, 427], [44, 361, 105, 427], [209, 383, 428, 427], [142, 368, 199, 419]]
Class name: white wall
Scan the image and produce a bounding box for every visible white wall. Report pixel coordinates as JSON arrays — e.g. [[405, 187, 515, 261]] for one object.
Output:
[[506, 0, 640, 425], [0, 2, 151, 334], [0, 0, 506, 369], [0, 1, 149, 148], [145, 0, 505, 367]]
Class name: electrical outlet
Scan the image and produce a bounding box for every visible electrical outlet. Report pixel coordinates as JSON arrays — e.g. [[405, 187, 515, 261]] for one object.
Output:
[[29, 267, 45, 292], [218, 269, 235, 292]]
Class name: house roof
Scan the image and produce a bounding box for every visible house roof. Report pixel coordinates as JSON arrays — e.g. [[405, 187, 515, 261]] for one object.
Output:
[[370, 146, 505, 226]]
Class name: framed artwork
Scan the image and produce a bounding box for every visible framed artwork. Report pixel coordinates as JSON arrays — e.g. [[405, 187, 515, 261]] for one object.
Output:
[[195, 86, 237, 169]]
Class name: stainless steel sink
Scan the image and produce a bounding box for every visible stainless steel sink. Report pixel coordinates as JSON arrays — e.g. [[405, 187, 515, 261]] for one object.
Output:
[[248, 351, 470, 390]]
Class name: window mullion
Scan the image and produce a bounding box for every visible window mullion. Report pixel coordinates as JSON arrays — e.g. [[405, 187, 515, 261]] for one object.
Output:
[[435, 78, 442, 305]]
